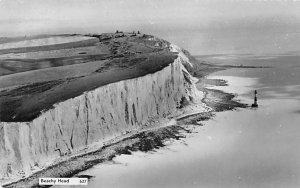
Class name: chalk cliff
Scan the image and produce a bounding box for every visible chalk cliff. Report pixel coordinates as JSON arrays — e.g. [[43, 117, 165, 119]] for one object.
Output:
[[0, 44, 202, 181]]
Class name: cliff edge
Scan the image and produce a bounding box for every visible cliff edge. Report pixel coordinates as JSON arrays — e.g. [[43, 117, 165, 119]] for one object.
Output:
[[0, 32, 205, 184]]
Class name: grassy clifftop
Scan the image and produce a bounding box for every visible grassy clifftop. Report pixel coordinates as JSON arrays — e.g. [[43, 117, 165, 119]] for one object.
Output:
[[0, 32, 177, 122]]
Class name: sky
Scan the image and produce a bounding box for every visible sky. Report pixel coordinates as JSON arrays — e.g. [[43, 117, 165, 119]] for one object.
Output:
[[1, 0, 300, 55]]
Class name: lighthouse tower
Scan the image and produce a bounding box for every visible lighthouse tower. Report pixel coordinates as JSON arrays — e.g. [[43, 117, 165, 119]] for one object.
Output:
[[251, 90, 258, 108]]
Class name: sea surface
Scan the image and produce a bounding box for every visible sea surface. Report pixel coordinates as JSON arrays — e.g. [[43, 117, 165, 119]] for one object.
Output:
[[55, 54, 300, 188]]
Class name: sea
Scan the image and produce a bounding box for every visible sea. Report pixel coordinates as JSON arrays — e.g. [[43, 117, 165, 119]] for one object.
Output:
[[55, 53, 300, 188]]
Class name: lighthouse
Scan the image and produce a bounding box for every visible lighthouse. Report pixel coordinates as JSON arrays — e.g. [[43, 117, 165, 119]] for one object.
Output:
[[251, 90, 258, 108]]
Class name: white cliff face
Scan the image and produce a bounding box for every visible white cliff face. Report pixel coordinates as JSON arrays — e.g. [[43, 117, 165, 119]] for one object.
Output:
[[0, 52, 204, 182], [169, 44, 193, 67]]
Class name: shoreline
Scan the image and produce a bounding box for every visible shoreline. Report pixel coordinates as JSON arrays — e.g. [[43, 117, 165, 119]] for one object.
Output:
[[2, 67, 248, 188]]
